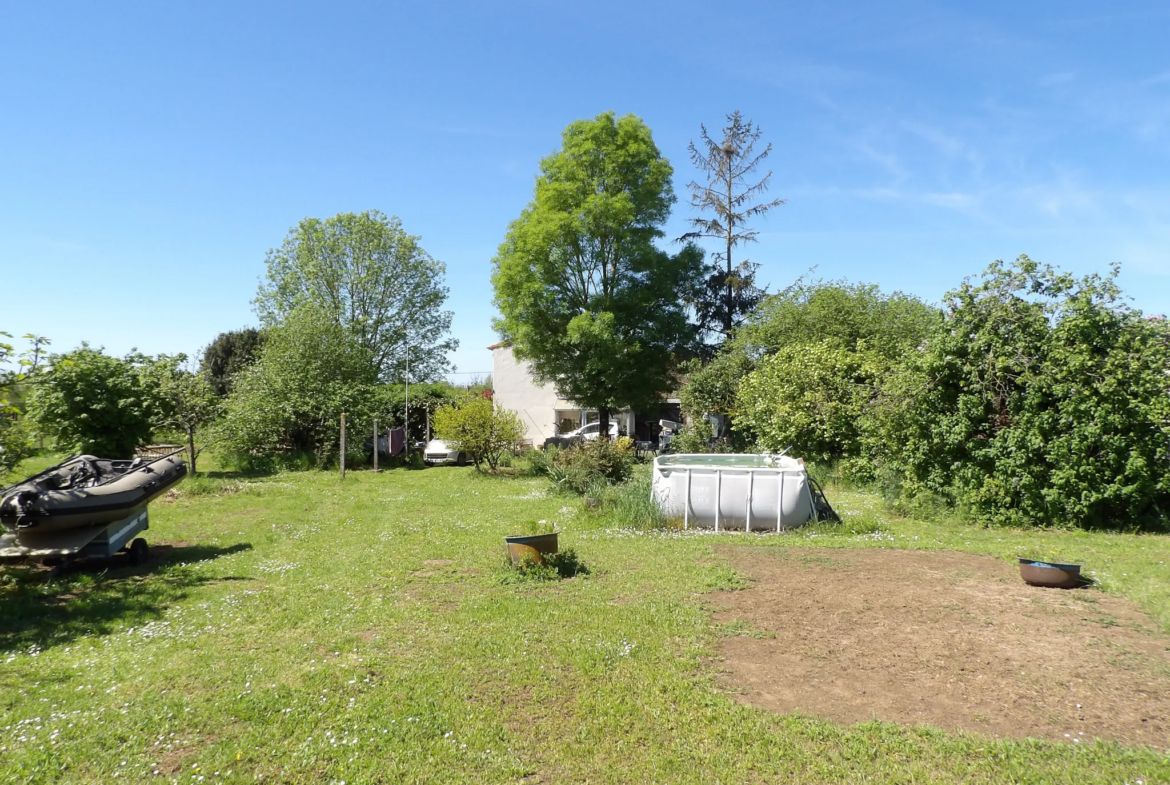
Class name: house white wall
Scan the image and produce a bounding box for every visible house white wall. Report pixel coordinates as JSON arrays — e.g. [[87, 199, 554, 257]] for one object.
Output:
[[490, 344, 559, 445], [490, 342, 639, 445]]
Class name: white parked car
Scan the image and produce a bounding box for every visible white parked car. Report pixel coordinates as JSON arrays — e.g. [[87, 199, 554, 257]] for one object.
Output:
[[423, 439, 465, 465], [563, 421, 621, 443]]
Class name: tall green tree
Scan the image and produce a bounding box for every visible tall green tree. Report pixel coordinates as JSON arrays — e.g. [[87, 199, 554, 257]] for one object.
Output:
[[492, 112, 704, 438], [680, 111, 785, 343], [254, 210, 457, 382], [217, 306, 381, 468], [201, 328, 265, 397]]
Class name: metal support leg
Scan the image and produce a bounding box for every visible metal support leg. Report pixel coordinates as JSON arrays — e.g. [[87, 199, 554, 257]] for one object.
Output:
[[746, 471, 754, 532], [715, 470, 722, 532], [777, 472, 785, 532]]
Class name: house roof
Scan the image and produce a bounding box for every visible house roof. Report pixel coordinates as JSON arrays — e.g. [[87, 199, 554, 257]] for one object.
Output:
[[486, 340, 512, 350]]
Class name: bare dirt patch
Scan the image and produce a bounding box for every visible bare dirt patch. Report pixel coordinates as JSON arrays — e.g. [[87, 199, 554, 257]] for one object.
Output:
[[712, 546, 1170, 747]]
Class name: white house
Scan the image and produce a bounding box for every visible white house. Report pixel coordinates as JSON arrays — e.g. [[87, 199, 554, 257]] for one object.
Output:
[[489, 342, 637, 446]]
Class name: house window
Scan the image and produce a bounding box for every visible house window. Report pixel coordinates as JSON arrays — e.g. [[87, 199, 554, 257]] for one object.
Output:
[[555, 410, 582, 435]]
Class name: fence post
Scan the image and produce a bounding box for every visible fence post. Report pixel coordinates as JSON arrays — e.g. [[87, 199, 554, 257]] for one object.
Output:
[[373, 418, 378, 473], [340, 413, 347, 479]]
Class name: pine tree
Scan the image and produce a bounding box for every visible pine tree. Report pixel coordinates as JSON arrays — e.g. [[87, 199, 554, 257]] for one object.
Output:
[[680, 111, 785, 343]]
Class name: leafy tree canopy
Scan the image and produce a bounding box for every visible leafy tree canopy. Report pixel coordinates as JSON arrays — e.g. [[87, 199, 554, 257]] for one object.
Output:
[[201, 328, 265, 397], [217, 306, 381, 467], [681, 281, 939, 418], [871, 256, 1170, 530], [0, 333, 49, 476], [254, 210, 457, 382], [492, 112, 705, 436], [143, 356, 219, 473], [28, 346, 159, 458]]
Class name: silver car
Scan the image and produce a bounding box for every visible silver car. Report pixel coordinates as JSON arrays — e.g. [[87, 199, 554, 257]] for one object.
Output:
[[423, 438, 466, 466]]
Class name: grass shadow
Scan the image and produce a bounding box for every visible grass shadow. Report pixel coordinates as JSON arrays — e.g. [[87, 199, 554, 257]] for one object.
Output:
[[0, 542, 253, 652]]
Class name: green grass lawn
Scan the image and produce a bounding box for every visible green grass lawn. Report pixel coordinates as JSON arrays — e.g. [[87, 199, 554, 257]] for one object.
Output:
[[2, 461, 1168, 784]]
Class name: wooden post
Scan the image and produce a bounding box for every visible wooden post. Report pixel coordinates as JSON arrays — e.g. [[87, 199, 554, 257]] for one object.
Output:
[[340, 413, 347, 479], [372, 418, 378, 473], [187, 425, 197, 476]]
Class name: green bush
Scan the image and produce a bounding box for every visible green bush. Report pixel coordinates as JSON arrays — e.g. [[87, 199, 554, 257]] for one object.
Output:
[[680, 282, 939, 449], [28, 347, 159, 458], [874, 257, 1170, 530], [734, 341, 886, 464], [670, 418, 734, 454], [533, 439, 635, 494], [591, 468, 669, 529], [501, 547, 589, 583], [0, 416, 34, 478], [433, 395, 524, 471], [215, 306, 380, 467], [559, 439, 634, 494]]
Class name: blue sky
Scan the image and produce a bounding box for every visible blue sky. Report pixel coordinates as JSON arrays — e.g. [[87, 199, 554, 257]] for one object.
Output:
[[3, 1, 1169, 379]]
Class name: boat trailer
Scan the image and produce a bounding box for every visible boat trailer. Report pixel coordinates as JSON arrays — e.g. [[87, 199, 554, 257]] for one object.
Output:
[[0, 507, 151, 570]]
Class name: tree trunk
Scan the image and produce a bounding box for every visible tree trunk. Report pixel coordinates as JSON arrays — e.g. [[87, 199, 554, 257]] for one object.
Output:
[[598, 407, 611, 442], [724, 153, 735, 336], [187, 425, 197, 475]]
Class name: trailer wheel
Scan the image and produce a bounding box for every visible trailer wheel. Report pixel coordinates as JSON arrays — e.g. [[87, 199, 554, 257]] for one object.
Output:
[[128, 538, 149, 566]]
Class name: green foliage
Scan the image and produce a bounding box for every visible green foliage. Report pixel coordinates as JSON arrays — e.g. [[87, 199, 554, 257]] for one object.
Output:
[[200, 328, 264, 397], [140, 356, 220, 473], [0, 333, 50, 476], [254, 210, 456, 382], [586, 466, 670, 529], [875, 256, 1170, 530], [432, 395, 524, 471], [536, 439, 635, 494], [677, 352, 753, 420], [0, 417, 35, 479], [682, 281, 939, 423], [502, 547, 589, 583], [216, 306, 380, 468], [372, 382, 463, 444], [735, 341, 886, 464], [492, 112, 705, 433], [735, 280, 941, 362], [670, 417, 736, 454], [28, 346, 159, 458]]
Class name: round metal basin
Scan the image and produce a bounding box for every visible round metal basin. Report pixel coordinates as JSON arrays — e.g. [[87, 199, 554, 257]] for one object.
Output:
[[1019, 558, 1082, 589], [504, 533, 558, 566]]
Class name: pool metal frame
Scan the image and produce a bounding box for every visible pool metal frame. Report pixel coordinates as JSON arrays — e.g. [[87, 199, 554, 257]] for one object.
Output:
[[656, 455, 813, 532]]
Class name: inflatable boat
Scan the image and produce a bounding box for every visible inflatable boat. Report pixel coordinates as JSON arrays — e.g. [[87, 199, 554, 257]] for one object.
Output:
[[1, 452, 187, 534]]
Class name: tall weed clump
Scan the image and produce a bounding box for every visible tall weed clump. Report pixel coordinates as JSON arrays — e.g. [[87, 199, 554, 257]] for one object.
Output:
[[528, 439, 635, 495], [594, 468, 670, 529]]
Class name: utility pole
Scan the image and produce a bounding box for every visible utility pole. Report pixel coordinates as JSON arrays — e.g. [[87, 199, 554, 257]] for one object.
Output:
[[372, 417, 378, 472], [404, 349, 410, 459], [340, 413, 347, 479]]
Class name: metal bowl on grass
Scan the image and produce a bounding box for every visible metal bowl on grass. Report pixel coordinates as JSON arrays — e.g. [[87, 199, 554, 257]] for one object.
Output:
[[1019, 558, 1082, 589], [504, 533, 558, 566]]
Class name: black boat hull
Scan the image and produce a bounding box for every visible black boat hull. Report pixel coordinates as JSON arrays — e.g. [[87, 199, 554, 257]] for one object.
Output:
[[1, 454, 187, 534]]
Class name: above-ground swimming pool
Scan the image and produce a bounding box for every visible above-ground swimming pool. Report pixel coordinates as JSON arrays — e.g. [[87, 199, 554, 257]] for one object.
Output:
[[651, 453, 814, 531]]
